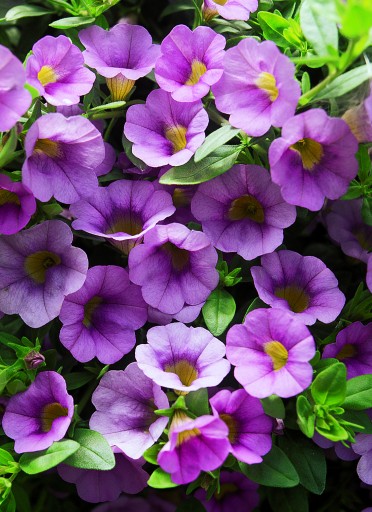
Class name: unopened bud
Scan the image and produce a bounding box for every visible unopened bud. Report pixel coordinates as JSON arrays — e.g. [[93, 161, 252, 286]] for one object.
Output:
[[24, 350, 45, 370]]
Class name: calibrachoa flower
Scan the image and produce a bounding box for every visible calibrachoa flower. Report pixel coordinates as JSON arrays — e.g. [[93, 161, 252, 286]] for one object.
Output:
[[353, 434, 372, 485], [212, 38, 300, 136], [59, 265, 147, 364], [342, 89, 372, 143], [22, 113, 107, 204], [251, 250, 346, 325], [203, 0, 258, 21], [269, 109, 359, 210], [191, 164, 296, 260], [0, 220, 88, 328], [226, 308, 316, 398], [0, 45, 31, 132], [322, 322, 372, 378], [326, 199, 372, 263], [148, 302, 203, 325], [158, 411, 230, 484], [92, 495, 175, 512], [26, 35, 95, 106], [368, 255, 372, 293], [90, 363, 169, 459], [210, 389, 273, 463], [79, 23, 159, 101], [2, 371, 73, 453], [124, 89, 209, 167], [58, 452, 148, 503], [0, 174, 36, 235], [136, 323, 230, 393], [128, 223, 219, 315], [70, 179, 175, 254], [195, 471, 260, 512], [155, 25, 225, 102]]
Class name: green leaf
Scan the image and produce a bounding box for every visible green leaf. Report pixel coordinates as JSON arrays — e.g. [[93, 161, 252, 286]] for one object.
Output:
[[19, 440, 80, 475], [0, 448, 14, 467], [314, 65, 372, 101], [65, 372, 95, 390], [338, 0, 372, 39], [2, 493, 16, 512], [63, 429, 115, 470], [344, 375, 372, 410], [185, 388, 210, 416], [300, 0, 338, 56], [143, 444, 161, 465], [202, 288, 236, 336], [357, 145, 372, 183], [159, 146, 240, 185], [160, 2, 194, 19], [239, 445, 299, 488], [267, 486, 309, 512], [278, 434, 326, 495], [49, 16, 95, 28], [176, 497, 207, 511], [194, 125, 240, 162], [5, 5, 52, 20], [261, 395, 285, 419], [243, 297, 267, 319], [362, 197, 372, 226], [315, 413, 349, 442], [0, 128, 18, 168], [296, 395, 315, 438], [147, 467, 179, 489], [311, 362, 346, 406], [258, 11, 291, 48], [88, 101, 126, 113]]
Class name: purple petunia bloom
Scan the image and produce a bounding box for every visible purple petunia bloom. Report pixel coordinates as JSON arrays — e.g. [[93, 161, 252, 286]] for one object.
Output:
[[195, 471, 259, 512], [158, 411, 230, 484], [353, 434, 372, 485], [325, 199, 372, 263], [70, 179, 175, 254], [251, 250, 346, 325], [60, 265, 147, 364], [90, 363, 169, 459], [129, 223, 219, 315], [0, 220, 88, 328], [2, 371, 73, 453], [322, 322, 372, 379], [155, 25, 225, 102], [22, 113, 107, 204], [136, 323, 230, 393], [368, 255, 372, 294], [79, 24, 159, 101], [342, 89, 372, 143], [26, 35, 95, 106], [0, 174, 36, 235], [124, 89, 209, 167], [203, 0, 258, 21], [191, 164, 296, 260], [210, 389, 273, 464], [58, 452, 148, 503], [92, 495, 175, 512], [212, 38, 300, 137], [269, 109, 359, 211], [147, 302, 202, 325], [226, 308, 316, 398], [0, 45, 31, 132]]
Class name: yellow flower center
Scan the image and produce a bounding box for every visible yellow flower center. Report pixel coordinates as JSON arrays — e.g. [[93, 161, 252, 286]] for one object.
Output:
[[162, 242, 190, 271], [165, 125, 187, 154], [37, 65, 58, 87], [165, 359, 198, 388], [213, 0, 228, 5], [25, 251, 61, 284], [106, 217, 143, 236], [290, 138, 324, 171], [219, 413, 239, 443], [275, 285, 309, 313], [255, 72, 279, 102], [83, 296, 103, 327], [0, 190, 20, 206], [34, 139, 62, 159], [228, 194, 265, 223], [41, 402, 68, 432], [336, 343, 357, 360], [173, 188, 191, 208], [106, 75, 135, 101], [264, 340, 288, 371], [185, 60, 207, 86]]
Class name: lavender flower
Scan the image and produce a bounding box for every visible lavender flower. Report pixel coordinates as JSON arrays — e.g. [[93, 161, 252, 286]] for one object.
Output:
[[0, 174, 36, 235], [353, 434, 372, 485], [203, 0, 258, 21]]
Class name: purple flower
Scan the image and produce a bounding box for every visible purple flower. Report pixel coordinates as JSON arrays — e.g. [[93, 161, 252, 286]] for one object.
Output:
[[79, 24, 159, 101], [322, 322, 372, 379], [128, 223, 219, 315], [90, 363, 169, 459], [22, 113, 107, 204], [0, 220, 88, 328], [158, 411, 230, 484], [148, 302, 202, 325], [342, 89, 372, 143], [0, 45, 31, 132], [210, 389, 272, 464], [58, 452, 148, 503], [60, 265, 147, 364], [92, 495, 175, 512], [154, 173, 198, 225], [191, 164, 296, 260], [212, 39, 300, 136], [155, 25, 225, 102], [226, 308, 316, 398], [251, 250, 346, 325], [202, 0, 258, 21], [2, 371, 73, 453], [368, 255, 372, 293], [124, 89, 209, 167], [136, 323, 230, 394], [269, 109, 359, 210], [195, 471, 259, 512], [0, 174, 36, 235], [353, 434, 372, 485], [70, 179, 175, 254], [325, 199, 372, 263], [24, 350, 45, 370], [26, 35, 95, 106]]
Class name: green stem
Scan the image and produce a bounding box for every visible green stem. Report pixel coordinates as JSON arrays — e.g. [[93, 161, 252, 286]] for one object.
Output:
[[88, 110, 125, 120], [104, 117, 118, 142]]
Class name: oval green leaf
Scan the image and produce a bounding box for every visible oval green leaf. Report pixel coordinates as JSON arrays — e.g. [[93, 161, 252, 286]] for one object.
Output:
[[202, 288, 236, 336], [63, 429, 115, 470], [19, 440, 80, 475]]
